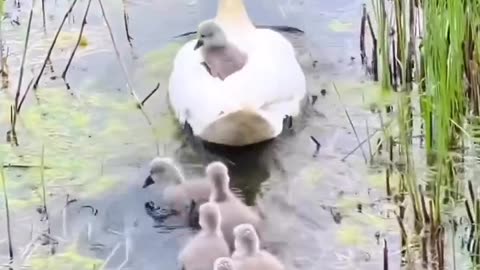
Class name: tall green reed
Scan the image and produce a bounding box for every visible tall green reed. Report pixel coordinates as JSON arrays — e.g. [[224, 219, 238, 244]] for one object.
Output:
[[368, 0, 480, 267]]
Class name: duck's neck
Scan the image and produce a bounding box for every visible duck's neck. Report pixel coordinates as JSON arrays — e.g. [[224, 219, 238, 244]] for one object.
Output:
[[240, 244, 258, 257], [170, 166, 185, 184], [246, 244, 260, 256], [215, 0, 255, 33], [203, 225, 222, 236], [210, 187, 229, 202]]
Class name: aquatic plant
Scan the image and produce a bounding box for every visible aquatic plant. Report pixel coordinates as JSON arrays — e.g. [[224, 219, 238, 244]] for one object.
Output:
[[365, 0, 480, 267], [29, 244, 102, 270], [0, 165, 14, 266]]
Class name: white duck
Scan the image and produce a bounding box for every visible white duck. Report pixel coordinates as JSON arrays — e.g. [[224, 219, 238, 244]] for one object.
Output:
[[168, 0, 307, 146]]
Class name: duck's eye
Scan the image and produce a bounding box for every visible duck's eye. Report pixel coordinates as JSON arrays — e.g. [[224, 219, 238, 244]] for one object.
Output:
[[200, 34, 206, 38]]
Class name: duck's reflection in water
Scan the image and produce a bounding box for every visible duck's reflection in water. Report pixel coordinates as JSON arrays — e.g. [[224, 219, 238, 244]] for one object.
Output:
[[200, 139, 275, 206]]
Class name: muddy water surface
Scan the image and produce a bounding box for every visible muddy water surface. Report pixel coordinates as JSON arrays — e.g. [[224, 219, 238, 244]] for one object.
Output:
[[0, 0, 402, 269]]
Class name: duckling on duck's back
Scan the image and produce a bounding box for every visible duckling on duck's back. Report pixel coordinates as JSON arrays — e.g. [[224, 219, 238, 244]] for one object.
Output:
[[195, 20, 248, 81]]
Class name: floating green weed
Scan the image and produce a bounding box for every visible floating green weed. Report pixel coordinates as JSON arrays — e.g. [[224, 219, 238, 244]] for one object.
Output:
[[152, 112, 179, 143], [328, 20, 353, 33], [0, 86, 165, 209], [140, 42, 184, 79], [30, 245, 102, 270], [302, 166, 324, 186], [368, 0, 480, 266], [337, 224, 367, 246], [56, 32, 89, 50]]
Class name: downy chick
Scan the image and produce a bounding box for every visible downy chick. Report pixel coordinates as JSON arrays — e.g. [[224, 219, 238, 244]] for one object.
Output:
[[194, 20, 248, 81], [232, 223, 284, 270], [143, 157, 211, 226], [178, 202, 230, 270], [214, 257, 236, 270], [206, 161, 262, 251]]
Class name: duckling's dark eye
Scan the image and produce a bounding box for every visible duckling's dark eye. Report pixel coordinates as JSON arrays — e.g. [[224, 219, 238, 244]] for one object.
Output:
[[200, 34, 206, 38]]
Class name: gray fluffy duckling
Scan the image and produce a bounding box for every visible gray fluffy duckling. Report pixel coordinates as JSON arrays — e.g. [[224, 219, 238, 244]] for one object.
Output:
[[194, 20, 248, 81], [178, 202, 230, 270], [231, 223, 285, 270], [206, 161, 263, 251]]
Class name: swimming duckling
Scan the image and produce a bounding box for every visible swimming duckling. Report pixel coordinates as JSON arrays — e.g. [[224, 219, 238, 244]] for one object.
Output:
[[143, 157, 211, 226], [206, 161, 262, 251], [214, 257, 236, 270], [178, 202, 230, 270], [194, 20, 248, 81], [232, 223, 284, 270]]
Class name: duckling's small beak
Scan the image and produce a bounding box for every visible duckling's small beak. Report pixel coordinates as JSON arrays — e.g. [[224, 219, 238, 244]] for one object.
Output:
[[143, 175, 155, 188], [194, 39, 204, 50]]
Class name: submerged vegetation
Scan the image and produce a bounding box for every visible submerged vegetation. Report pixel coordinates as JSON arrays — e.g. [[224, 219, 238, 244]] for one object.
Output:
[[362, 0, 480, 268], [0, 0, 181, 267]]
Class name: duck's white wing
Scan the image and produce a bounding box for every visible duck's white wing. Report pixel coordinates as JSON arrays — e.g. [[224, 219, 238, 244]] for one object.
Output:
[[226, 29, 307, 129], [168, 28, 306, 145], [168, 40, 237, 130]]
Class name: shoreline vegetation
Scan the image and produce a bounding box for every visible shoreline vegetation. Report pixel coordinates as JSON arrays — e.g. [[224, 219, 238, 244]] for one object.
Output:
[[362, 0, 480, 268], [0, 0, 479, 268]]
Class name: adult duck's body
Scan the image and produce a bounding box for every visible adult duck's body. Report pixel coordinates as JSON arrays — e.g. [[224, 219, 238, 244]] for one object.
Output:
[[168, 0, 307, 146]]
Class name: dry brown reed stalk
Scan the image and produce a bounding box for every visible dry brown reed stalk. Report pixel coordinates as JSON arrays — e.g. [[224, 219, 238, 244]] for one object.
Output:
[[395, 212, 408, 262], [10, 1, 34, 144], [32, 0, 79, 90], [97, 0, 160, 155], [383, 239, 389, 270], [332, 83, 368, 163], [41, 0, 46, 30], [0, 166, 13, 265], [359, 4, 378, 81], [62, 0, 93, 87], [140, 82, 160, 106], [16, 77, 33, 115], [39, 145, 55, 254], [341, 129, 379, 162], [122, 0, 133, 46], [360, 4, 367, 66]]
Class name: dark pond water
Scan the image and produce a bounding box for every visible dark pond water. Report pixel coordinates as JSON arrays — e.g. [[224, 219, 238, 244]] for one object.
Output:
[[0, 0, 405, 269]]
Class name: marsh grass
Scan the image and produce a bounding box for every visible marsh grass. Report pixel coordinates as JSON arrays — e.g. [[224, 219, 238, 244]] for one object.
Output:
[[39, 145, 56, 255], [366, 0, 480, 268], [0, 0, 184, 266], [0, 0, 7, 87], [32, 0, 79, 90], [0, 165, 14, 265], [62, 0, 93, 86], [97, 0, 160, 155]]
